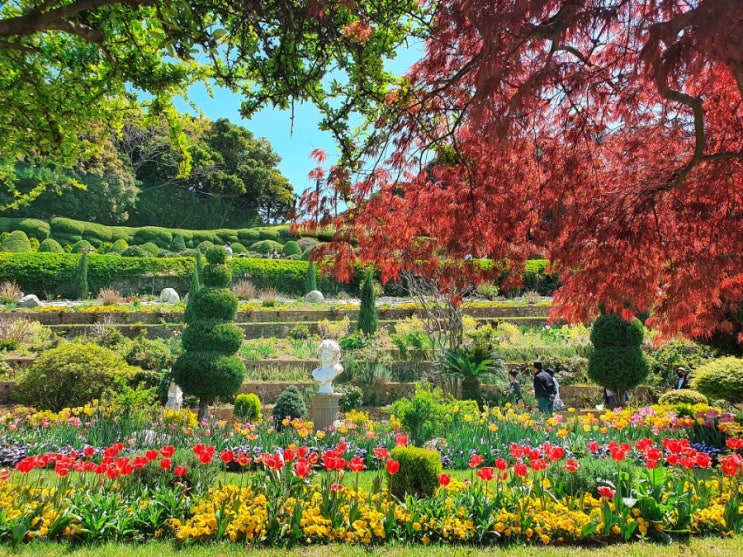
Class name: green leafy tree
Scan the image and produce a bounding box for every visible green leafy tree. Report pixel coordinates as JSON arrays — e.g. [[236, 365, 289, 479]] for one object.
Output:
[[305, 260, 318, 293], [438, 345, 504, 403], [72, 250, 89, 300], [358, 268, 378, 336]]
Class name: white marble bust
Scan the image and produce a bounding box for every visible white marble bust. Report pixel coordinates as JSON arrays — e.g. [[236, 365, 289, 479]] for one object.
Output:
[[312, 339, 344, 394]]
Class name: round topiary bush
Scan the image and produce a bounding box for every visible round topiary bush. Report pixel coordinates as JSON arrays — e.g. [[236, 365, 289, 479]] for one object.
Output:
[[140, 242, 161, 256], [282, 240, 302, 257], [170, 234, 187, 253], [171, 352, 245, 399], [37, 238, 65, 253], [14, 342, 140, 411], [71, 239, 94, 253], [590, 313, 644, 347], [181, 321, 244, 354], [388, 446, 442, 499], [201, 264, 232, 288], [234, 393, 262, 422], [121, 245, 152, 257], [692, 356, 743, 404], [184, 288, 238, 322], [110, 238, 129, 254], [249, 239, 283, 255], [1, 230, 32, 253], [658, 389, 709, 406], [272, 385, 307, 424]]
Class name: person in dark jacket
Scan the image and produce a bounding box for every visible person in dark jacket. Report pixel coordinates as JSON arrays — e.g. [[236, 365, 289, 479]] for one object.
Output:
[[532, 361, 556, 413], [675, 367, 690, 389]]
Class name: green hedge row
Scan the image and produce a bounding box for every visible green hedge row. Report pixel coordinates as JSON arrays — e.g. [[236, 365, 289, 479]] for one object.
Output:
[[0, 254, 347, 299], [0, 217, 312, 250]]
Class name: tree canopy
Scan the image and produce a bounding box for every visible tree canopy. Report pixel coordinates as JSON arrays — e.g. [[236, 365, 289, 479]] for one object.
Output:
[[298, 0, 743, 346]]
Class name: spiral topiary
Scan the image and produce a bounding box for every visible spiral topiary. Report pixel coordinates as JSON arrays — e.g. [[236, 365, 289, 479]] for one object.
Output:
[[173, 245, 245, 420]]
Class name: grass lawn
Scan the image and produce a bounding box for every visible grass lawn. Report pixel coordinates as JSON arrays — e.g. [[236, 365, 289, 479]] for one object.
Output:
[[1, 538, 741, 557]]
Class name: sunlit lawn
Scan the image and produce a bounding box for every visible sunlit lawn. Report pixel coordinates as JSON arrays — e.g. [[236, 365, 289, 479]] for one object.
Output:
[[1, 538, 742, 557]]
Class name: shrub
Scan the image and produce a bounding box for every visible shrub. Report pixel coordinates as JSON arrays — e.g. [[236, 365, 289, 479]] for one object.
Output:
[[14, 342, 140, 411], [123, 336, 173, 371], [181, 321, 244, 354], [257, 228, 280, 241], [184, 288, 238, 322], [121, 245, 153, 257], [338, 385, 363, 412], [237, 228, 261, 244], [97, 287, 124, 305], [201, 264, 232, 288], [197, 240, 216, 253], [1, 230, 32, 253], [297, 237, 319, 253], [71, 239, 94, 254], [110, 238, 129, 254], [249, 239, 283, 255], [282, 240, 302, 257], [234, 393, 261, 422], [258, 287, 279, 306], [548, 456, 639, 499], [0, 281, 22, 304], [170, 234, 187, 252], [476, 282, 499, 300], [305, 260, 318, 293], [272, 385, 307, 424], [692, 357, 743, 404], [50, 217, 85, 236], [83, 222, 112, 243], [658, 389, 709, 406], [37, 238, 64, 253], [390, 384, 450, 446], [588, 313, 649, 404], [171, 352, 245, 398], [230, 242, 247, 256], [134, 226, 172, 248], [0, 319, 54, 352], [388, 446, 442, 499]]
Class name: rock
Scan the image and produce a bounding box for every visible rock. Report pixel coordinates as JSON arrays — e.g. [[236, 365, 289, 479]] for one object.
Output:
[[18, 294, 41, 308], [159, 288, 180, 304], [304, 290, 324, 303]]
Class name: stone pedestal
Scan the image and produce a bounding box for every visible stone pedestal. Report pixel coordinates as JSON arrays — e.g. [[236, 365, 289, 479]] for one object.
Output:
[[310, 393, 342, 432]]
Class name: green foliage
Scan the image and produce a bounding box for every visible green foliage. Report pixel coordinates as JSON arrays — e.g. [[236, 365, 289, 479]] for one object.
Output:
[[338, 385, 364, 412], [305, 260, 318, 293], [37, 238, 64, 253], [184, 288, 238, 322], [71, 239, 94, 254], [110, 238, 129, 254], [548, 456, 639, 498], [171, 352, 245, 399], [692, 357, 743, 404], [181, 321, 244, 354], [140, 242, 161, 256], [271, 385, 307, 423], [388, 446, 442, 499], [0, 217, 50, 239], [234, 393, 262, 422], [590, 313, 644, 347], [191, 251, 203, 295], [257, 228, 281, 241], [588, 313, 649, 398], [73, 251, 90, 300], [122, 336, 173, 371], [205, 246, 229, 265], [50, 217, 85, 236], [390, 384, 451, 446], [646, 338, 721, 387], [238, 229, 261, 244], [249, 239, 284, 255], [170, 234, 187, 252], [121, 245, 153, 258], [201, 263, 232, 288], [134, 227, 173, 248], [1, 230, 32, 253], [197, 241, 216, 253], [358, 269, 378, 336], [439, 345, 504, 402], [14, 342, 140, 411], [658, 389, 709, 406], [282, 240, 302, 257]]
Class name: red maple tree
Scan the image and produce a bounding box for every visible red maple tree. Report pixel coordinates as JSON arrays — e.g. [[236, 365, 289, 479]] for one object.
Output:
[[297, 0, 743, 346]]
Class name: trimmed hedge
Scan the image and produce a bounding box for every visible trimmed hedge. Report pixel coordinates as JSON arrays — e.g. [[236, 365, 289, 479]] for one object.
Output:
[[692, 356, 743, 404], [38, 238, 64, 253], [0, 217, 49, 240], [1, 230, 33, 253]]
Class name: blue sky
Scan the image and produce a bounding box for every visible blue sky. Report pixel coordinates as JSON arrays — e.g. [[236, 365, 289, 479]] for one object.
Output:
[[177, 44, 423, 198]]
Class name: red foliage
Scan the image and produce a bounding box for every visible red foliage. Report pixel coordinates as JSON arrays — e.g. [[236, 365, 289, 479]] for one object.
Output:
[[297, 0, 743, 344]]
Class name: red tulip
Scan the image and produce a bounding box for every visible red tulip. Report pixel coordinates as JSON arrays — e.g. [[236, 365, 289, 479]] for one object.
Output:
[[565, 459, 580, 473], [160, 445, 176, 458], [587, 441, 600, 453], [294, 459, 313, 479], [173, 465, 187, 477], [529, 458, 547, 471], [145, 450, 158, 461], [395, 433, 409, 447], [82, 446, 95, 458], [495, 458, 508, 471], [438, 473, 452, 486], [720, 455, 741, 477], [15, 458, 35, 473], [236, 452, 252, 467], [547, 446, 565, 461], [160, 458, 171, 470], [348, 456, 365, 473], [646, 459, 659, 470], [695, 452, 711, 469], [386, 459, 400, 475], [513, 462, 528, 477], [477, 466, 495, 481], [373, 447, 390, 460], [726, 438, 743, 450], [597, 486, 616, 499], [469, 454, 484, 468], [198, 451, 213, 464], [220, 450, 234, 463], [283, 448, 296, 462]]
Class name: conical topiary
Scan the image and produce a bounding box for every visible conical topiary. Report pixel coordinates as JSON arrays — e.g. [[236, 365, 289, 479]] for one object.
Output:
[[173, 246, 246, 420], [358, 268, 378, 336]]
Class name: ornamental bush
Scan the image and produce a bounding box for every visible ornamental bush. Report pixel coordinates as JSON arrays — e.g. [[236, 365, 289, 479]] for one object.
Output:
[[181, 321, 244, 354], [123, 335, 173, 371], [272, 385, 307, 424], [692, 357, 743, 404], [588, 313, 649, 404], [234, 393, 262, 422], [388, 446, 442, 499], [71, 239, 94, 254], [249, 239, 283, 255], [282, 240, 302, 257], [358, 269, 378, 336], [1, 230, 32, 253], [658, 389, 709, 406], [38, 238, 64, 253], [14, 342, 140, 411]]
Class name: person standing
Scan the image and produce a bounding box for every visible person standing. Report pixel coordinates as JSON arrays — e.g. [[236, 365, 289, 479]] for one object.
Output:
[[532, 361, 556, 413], [675, 367, 690, 389], [507, 370, 523, 405], [547, 368, 565, 410], [224, 242, 233, 258]]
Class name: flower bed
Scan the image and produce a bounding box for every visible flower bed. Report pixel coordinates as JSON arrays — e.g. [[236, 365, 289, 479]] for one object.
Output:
[[0, 403, 742, 546]]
